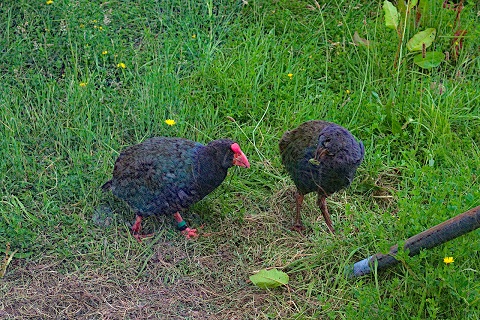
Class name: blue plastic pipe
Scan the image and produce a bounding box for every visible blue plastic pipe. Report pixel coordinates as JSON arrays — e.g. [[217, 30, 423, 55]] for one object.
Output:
[[351, 205, 480, 277]]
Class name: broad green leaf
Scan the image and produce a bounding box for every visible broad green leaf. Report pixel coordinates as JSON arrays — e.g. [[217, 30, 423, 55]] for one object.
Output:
[[383, 1, 399, 30], [249, 268, 289, 289], [413, 51, 445, 69], [407, 28, 436, 51]]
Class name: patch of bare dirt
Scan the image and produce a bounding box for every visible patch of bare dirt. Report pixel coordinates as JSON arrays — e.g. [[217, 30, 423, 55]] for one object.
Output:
[[1, 253, 273, 319], [2, 263, 211, 319]]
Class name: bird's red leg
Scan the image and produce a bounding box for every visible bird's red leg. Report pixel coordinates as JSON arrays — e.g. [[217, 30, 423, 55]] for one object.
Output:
[[132, 215, 143, 234], [317, 194, 335, 234], [173, 212, 198, 239], [131, 215, 154, 242], [291, 191, 306, 232]]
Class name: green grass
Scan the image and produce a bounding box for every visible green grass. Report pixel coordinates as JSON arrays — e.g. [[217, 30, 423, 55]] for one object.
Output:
[[1, 0, 479, 318]]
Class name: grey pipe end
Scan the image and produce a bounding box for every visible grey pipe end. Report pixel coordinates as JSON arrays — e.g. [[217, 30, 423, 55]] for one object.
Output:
[[352, 255, 373, 277]]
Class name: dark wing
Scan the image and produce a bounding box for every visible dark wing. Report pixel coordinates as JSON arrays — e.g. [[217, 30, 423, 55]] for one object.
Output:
[[279, 121, 335, 194], [279, 120, 331, 167], [110, 138, 202, 215]]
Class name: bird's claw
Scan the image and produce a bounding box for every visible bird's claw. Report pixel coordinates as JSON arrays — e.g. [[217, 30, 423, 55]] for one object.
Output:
[[181, 227, 198, 239], [132, 232, 154, 243], [291, 224, 306, 233]]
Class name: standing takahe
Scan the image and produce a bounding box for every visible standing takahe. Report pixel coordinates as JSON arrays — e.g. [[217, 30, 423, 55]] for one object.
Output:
[[279, 120, 364, 233], [102, 137, 250, 241]]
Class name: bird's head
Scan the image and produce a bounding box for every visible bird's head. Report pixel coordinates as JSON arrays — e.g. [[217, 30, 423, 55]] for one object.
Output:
[[207, 139, 250, 169], [316, 125, 351, 158]]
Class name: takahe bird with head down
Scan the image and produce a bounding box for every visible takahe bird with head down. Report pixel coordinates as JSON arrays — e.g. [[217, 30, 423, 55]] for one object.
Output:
[[279, 120, 364, 233], [102, 137, 250, 241]]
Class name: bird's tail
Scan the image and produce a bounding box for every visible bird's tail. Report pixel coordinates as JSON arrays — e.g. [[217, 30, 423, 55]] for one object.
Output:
[[101, 180, 112, 192]]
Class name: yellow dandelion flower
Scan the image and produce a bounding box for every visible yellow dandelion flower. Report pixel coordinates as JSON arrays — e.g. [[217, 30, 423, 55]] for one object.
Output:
[[79, 82, 87, 87], [102, 50, 108, 55], [346, 89, 351, 94], [287, 73, 293, 79], [117, 63, 126, 69], [192, 34, 196, 39], [98, 26, 103, 31], [443, 257, 454, 264], [46, 0, 53, 4], [165, 119, 176, 126]]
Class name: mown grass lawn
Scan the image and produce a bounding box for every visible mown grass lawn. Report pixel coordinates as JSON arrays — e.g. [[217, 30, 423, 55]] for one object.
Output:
[[1, 0, 479, 318]]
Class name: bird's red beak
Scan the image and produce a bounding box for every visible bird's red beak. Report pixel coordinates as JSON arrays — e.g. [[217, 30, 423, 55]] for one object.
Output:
[[231, 143, 250, 168]]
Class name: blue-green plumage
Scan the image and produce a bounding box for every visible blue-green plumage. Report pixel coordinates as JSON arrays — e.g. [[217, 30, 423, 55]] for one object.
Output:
[[103, 137, 237, 218], [279, 120, 364, 233]]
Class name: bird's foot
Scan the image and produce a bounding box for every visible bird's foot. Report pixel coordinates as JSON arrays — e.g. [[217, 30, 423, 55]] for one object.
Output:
[[290, 224, 306, 233], [181, 227, 198, 239], [132, 232, 154, 243], [130, 215, 154, 242]]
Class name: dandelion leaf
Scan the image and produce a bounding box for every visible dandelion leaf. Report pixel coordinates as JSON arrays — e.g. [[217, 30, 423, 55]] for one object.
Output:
[[413, 51, 445, 69], [249, 268, 289, 289], [407, 28, 436, 51], [383, 1, 399, 30]]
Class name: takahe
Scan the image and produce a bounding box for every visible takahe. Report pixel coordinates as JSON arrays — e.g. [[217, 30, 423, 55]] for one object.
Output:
[[102, 137, 250, 241], [279, 120, 364, 233]]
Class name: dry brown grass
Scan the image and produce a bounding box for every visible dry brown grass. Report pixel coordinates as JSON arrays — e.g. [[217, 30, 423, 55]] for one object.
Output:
[[3, 260, 221, 319], [2, 252, 280, 319], [1, 176, 379, 320], [1, 187, 334, 319]]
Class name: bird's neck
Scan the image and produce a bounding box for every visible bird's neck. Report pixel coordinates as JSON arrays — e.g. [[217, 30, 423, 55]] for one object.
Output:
[[194, 147, 229, 190]]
